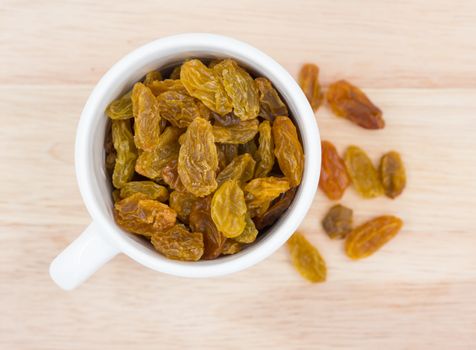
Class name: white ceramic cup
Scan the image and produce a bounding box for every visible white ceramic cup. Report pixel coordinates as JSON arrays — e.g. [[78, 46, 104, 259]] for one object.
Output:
[[49, 33, 321, 290]]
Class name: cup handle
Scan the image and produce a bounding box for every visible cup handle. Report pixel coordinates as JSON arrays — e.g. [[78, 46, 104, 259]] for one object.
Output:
[[49, 222, 120, 290]]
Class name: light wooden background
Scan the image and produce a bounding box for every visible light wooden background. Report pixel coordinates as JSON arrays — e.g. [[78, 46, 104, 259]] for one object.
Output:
[[1, 0, 476, 349]]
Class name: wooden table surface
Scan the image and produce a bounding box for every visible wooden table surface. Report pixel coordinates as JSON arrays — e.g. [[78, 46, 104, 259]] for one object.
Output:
[[1, 1, 476, 349]]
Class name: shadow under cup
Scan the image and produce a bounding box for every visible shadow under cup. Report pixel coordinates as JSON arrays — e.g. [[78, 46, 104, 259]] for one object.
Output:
[[77, 35, 320, 276]]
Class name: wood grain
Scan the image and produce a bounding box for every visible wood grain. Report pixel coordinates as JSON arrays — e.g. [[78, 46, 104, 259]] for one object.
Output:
[[1, 0, 476, 349]]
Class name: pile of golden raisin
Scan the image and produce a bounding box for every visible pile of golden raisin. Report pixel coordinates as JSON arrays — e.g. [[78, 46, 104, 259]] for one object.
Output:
[[288, 63, 407, 283], [105, 58, 304, 261]]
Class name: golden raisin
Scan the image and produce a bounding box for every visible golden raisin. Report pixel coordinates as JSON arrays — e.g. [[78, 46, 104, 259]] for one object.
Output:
[[131, 82, 162, 150], [106, 91, 133, 120], [114, 193, 176, 237], [319, 140, 349, 200], [111, 120, 137, 189], [135, 126, 182, 180], [213, 59, 259, 120], [178, 118, 218, 197], [120, 181, 169, 202], [216, 153, 256, 186], [273, 116, 304, 187], [180, 59, 232, 115], [169, 191, 197, 224], [244, 177, 291, 217], [345, 216, 403, 259], [344, 146, 383, 198], [211, 180, 247, 238], [233, 214, 258, 244], [254, 121, 275, 178], [287, 233, 327, 283], [157, 91, 202, 128], [298, 63, 322, 112], [212, 119, 259, 144], [151, 224, 204, 261]]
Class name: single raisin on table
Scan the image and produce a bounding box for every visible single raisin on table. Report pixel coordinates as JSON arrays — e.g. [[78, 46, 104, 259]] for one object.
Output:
[[344, 145, 383, 198], [287, 233, 327, 283], [326, 80, 384, 130], [379, 151, 406, 199], [322, 204, 353, 240], [319, 140, 349, 200], [298, 63, 323, 112], [345, 215, 403, 259], [273, 116, 304, 187]]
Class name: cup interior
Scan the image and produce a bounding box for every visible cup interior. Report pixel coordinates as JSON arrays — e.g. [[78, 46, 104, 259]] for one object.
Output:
[[76, 34, 320, 277]]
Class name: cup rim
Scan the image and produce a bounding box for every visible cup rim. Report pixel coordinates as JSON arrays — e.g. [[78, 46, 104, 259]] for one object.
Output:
[[75, 33, 321, 277]]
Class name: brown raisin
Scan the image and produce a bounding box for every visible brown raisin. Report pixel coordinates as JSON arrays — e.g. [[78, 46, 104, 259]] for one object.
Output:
[[322, 204, 353, 239], [256, 77, 288, 120], [189, 196, 226, 259], [326, 80, 384, 129], [254, 188, 296, 230], [379, 151, 406, 199]]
